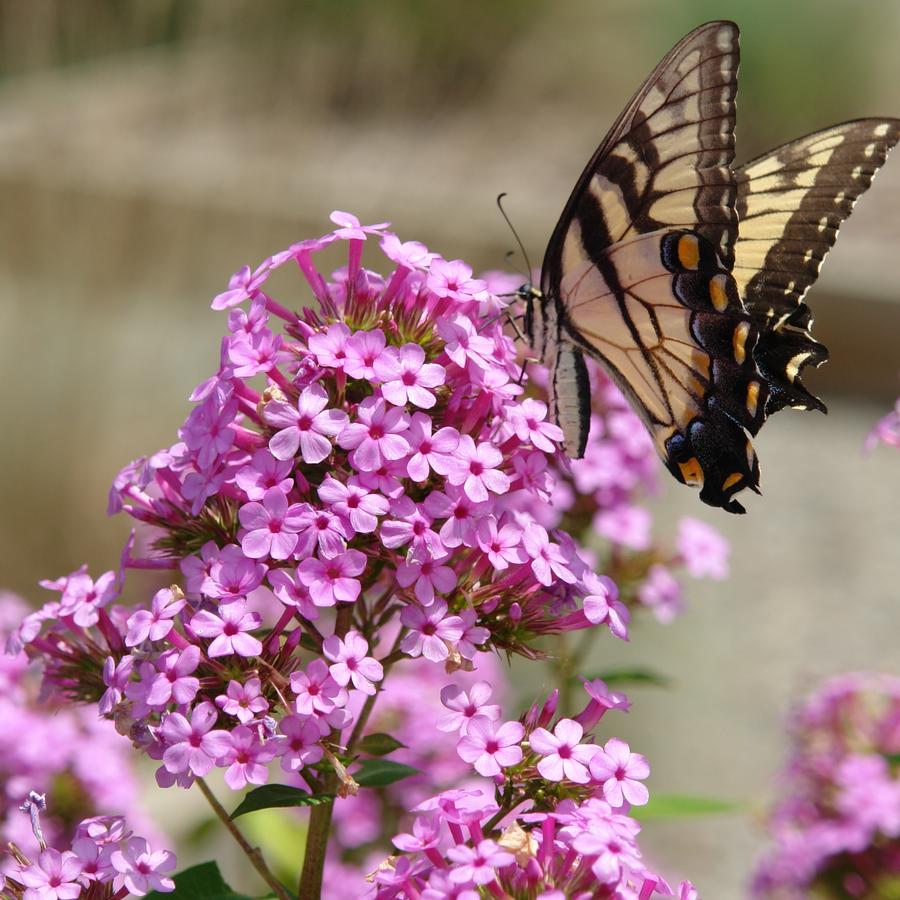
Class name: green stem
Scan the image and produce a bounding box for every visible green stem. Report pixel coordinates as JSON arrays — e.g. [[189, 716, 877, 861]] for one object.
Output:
[[298, 605, 354, 898], [195, 778, 290, 900]]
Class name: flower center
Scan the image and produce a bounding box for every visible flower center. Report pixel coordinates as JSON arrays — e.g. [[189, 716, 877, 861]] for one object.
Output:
[[469, 461, 484, 476], [558, 744, 572, 760], [402, 371, 417, 386], [485, 739, 500, 755], [297, 415, 313, 430], [369, 425, 385, 440]]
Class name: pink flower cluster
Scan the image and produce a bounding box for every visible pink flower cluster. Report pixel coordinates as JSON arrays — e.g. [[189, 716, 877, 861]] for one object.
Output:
[[752, 673, 900, 898], [368, 679, 698, 899], [11, 212, 638, 796], [0, 592, 163, 874], [8, 212, 711, 897], [865, 395, 900, 451], [3, 809, 174, 899]]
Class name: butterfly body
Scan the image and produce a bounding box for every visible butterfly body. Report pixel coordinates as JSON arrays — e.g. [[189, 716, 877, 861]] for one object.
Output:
[[526, 20, 900, 513]]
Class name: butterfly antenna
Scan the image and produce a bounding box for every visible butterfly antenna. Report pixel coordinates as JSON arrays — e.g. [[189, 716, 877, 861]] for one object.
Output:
[[497, 193, 534, 282]]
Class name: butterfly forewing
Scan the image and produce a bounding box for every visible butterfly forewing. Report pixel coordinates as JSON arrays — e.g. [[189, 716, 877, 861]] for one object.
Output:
[[734, 119, 900, 413], [542, 18, 740, 302]]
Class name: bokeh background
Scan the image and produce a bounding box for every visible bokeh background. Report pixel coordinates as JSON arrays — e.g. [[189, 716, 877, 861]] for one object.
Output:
[[1, 1, 898, 896]]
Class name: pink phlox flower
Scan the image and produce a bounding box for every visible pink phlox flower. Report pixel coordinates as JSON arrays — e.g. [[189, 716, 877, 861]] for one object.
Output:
[[353, 456, 408, 497], [307, 322, 352, 371], [437, 681, 501, 735], [446, 838, 515, 886], [125, 586, 185, 646], [222, 724, 276, 790], [412, 787, 499, 824], [400, 600, 465, 662], [216, 677, 269, 724], [227, 329, 284, 377], [476, 517, 526, 571], [277, 714, 324, 771], [380, 233, 434, 269], [181, 384, 238, 471], [317, 475, 390, 535], [404, 413, 460, 482], [511, 450, 554, 501], [336, 396, 410, 472], [392, 812, 442, 852], [457, 716, 524, 777], [582, 572, 630, 640], [445, 435, 511, 502], [110, 837, 177, 896], [297, 548, 367, 607], [437, 315, 496, 371], [227, 294, 268, 337], [344, 329, 389, 381], [263, 383, 348, 464], [572, 816, 644, 884], [522, 523, 577, 586], [866, 399, 900, 451], [291, 505, 350, 559], [211, 260, 270, 310], [329, 210, 390, 240], [835, 753, 900, 835], [18, 848, 82, 900], [508, 398, 564, 452], [48, 567, 117, 629], [74, 816, 127, 846], [160, 701, 233, 778], [145, 645, 201, 709], [374, 343, 446, 409], [397, 550, 457, 606], [179, 545, 216, 598], [181, 462, 229, 517], [427, 258, 487, 305], [637, 564, 684, 624], [594, 504, 652, 552], [99, 653, 134, 715], [201, 543, 267, 600], [676, 517, 730, 580], [323, 630, 383, 695], [290, 658, 347, 715], [266, 567, 319, 619], [70, 836, 107, 883], [528, 718, 597, 784], [425, 487, 488, 549], [455, 607, 489, 659], [371, 854, 430, 892], [190, 599, 262, 658], [239, 487, 309, 560], [574, 678, 633, 732], [380, 496, 443, 554], [589, 738, 650, 807], [235, 449, 293, 500], [423, 869, 480, 900]]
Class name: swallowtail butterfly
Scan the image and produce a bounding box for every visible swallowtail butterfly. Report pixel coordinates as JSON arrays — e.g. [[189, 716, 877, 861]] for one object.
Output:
[[520, 20, 899, 512]]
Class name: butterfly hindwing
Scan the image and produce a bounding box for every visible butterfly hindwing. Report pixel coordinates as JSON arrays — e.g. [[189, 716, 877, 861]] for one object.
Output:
[[560, 227, 765, 512], [735, 119, 900, 414]]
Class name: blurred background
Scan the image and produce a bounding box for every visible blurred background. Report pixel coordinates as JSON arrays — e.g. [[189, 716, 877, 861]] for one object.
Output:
[[1, 1, 898, 896]]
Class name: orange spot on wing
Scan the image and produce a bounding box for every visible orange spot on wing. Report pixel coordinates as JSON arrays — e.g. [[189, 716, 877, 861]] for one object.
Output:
[[677, 457, 704, 486], [677, 234, 701, 270], [709, 275, 729, 312], [733, 322, 750, 365]]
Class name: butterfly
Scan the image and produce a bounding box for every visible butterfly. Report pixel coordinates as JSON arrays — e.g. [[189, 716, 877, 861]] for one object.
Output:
[[520, 19, 899, 513]]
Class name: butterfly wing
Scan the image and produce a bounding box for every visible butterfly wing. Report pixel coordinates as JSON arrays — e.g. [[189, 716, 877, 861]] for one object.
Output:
[[734, 119, 900, 414], [540, 21, 761, 511]]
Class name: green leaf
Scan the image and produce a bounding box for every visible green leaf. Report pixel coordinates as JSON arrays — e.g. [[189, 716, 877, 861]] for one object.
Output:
[[354, 758, 420, 787], [230, 784, 333, 820], [144, 861, 253, 900], [632, 793, 740, 821], [358, 732, 406, 756], [885, 752, 900, 766], [580, 667, 670, 688]]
